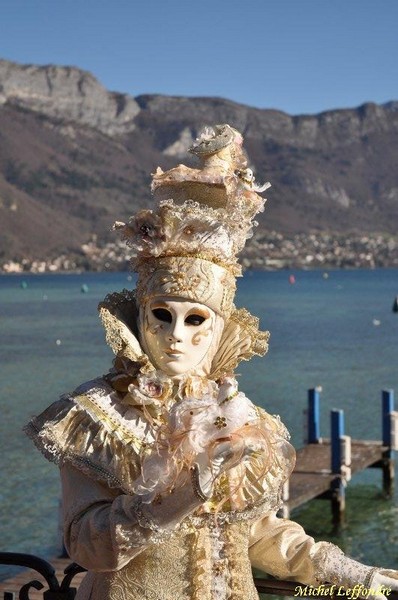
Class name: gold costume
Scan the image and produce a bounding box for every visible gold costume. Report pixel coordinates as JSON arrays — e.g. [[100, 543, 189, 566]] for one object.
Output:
[[26, 125, 397, 599], [25, 301, 322, 600]]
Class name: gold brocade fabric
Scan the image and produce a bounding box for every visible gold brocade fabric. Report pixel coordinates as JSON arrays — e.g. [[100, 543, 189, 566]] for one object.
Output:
[[72, 523, 260, 600]]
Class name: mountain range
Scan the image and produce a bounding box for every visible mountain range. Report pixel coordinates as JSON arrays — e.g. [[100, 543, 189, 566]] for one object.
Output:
[[0, 58, 397, 271]]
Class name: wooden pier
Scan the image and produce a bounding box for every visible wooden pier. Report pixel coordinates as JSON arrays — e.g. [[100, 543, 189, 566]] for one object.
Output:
[[287, 438, 390, 511], [282, 388, 397, 525]]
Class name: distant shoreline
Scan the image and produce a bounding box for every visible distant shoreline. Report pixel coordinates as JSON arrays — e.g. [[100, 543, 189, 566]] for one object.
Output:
[[2, 231, 397, 274], [1, 265, 398, 277]]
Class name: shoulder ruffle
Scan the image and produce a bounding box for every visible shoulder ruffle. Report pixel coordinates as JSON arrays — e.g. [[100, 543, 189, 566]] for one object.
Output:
[[98, 289, 151, 368], [210, 308, 269, 380], [24, 379, 153, 494], [25, 373, 295, 519]]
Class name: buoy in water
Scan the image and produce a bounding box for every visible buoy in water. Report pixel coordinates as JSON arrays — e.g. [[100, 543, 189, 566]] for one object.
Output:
[[81, 284, 89, 294], [289, 274, 296, 285], [20, 281, 28, 289], [393, 296, 398, 313]]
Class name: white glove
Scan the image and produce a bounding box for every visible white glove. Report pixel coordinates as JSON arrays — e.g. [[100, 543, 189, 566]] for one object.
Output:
[[371, 571, 398, 600], [134, 435, 263, 531], [195, 435, 263, 498], [312, 542, 398, 600]]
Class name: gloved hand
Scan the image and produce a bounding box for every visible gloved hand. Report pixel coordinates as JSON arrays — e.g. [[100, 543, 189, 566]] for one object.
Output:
[[195, 435, 264, 498], [371, 570, 398, 600], [133, 434, 264, 531], [312, 542, 398, 600]]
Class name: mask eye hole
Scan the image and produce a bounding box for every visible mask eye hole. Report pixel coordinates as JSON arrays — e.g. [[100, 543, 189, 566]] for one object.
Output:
[[185, 314, 206, 326], [152, 308, 172, 323]]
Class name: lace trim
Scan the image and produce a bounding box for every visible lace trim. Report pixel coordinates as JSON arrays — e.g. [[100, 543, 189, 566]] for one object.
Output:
[[311, 542, 344, 584], [114, 521, 151, 553], [230, 308, 270, 355], [209, 525, 229, 600], [192, 527, 212, 600], [98, 289, 152, 367], [210, 307, 270, 380], [131, 499, 178, 545], [225, 522, 258, 600], [187, 494, 275, 528], [24, 396, 146, 494], [311, 542, 376, 587]]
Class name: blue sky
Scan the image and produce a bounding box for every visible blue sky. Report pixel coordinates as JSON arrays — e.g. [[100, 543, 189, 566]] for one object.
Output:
[[1, 0, 397, 115]]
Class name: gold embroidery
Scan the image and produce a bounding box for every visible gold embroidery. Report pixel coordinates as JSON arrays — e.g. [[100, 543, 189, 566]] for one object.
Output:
[[214, 416, 228, 430]]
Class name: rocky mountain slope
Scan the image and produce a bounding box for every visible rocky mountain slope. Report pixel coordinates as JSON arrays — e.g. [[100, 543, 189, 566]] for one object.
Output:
[[0, 58, 397, 271]]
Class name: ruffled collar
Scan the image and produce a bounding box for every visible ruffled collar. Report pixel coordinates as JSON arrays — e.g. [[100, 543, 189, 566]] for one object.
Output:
[[25, 375, 295, 517]]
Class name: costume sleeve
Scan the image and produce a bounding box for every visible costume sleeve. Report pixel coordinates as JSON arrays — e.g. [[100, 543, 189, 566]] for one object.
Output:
[[61, 463, 200, 572], [249, 513, 383, 588], [249, 512, 319, 584]]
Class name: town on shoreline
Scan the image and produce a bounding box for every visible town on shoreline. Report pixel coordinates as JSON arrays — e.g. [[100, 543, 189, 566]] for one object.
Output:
[[2, 231, 398, 274]]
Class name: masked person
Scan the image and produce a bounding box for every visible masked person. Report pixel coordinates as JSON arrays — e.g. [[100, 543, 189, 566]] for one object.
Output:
[[25, 125, 398, 600]]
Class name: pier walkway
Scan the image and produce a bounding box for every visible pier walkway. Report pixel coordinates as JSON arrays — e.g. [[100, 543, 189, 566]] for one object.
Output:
[[288, 438, 389, 512]]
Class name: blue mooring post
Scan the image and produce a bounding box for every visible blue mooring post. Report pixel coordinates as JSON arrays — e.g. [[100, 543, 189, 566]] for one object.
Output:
[[308, 388, 320, 444], [331, 409, 345, 527], [331, 409, 344, 474], [382, 389, 394, 455], [382, 389, 395, 495]]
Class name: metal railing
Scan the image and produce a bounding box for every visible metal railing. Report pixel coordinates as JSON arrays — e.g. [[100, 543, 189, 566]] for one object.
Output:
[[0, 554, 84, 599], [1, 552, 398, 599]]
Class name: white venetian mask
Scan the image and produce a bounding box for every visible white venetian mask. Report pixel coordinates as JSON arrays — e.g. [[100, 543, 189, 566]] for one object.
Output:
[[140, 297, 218, 377]]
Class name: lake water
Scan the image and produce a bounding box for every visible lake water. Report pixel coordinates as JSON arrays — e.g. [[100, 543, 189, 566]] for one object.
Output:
[[0, 269, 397, 580]]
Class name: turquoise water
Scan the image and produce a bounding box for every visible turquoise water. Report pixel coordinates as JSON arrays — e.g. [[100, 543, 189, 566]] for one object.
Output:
[[0, 269, 397, 579]]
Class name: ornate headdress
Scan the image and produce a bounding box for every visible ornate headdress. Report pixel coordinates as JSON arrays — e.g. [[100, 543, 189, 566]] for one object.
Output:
[[100, 125, 271, 380], [113, 124, 271, 318]]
